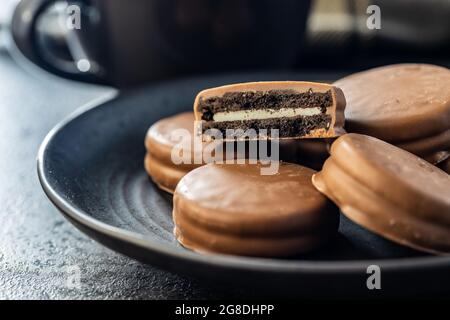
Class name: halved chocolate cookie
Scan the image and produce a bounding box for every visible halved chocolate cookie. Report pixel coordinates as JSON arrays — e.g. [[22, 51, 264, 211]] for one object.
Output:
[[194, 81, 346, 141]]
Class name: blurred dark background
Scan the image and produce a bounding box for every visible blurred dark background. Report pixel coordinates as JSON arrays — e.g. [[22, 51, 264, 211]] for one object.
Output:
[[2, 0, 449, 87], [299, 0, 450, 70]]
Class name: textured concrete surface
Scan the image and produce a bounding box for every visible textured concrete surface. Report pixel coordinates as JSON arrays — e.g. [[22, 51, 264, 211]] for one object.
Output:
[[0, 51, 242, 299]]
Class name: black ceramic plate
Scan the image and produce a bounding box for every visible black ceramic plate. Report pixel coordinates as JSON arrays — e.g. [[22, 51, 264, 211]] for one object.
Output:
[[38, 72, 450, 297]]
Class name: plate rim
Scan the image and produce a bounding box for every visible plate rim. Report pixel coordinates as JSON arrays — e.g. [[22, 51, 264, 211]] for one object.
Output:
[[37, 82, 450, 275]]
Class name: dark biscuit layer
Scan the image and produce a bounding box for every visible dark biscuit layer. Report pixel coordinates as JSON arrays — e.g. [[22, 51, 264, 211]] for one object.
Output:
[[202, 114, 331, 138]]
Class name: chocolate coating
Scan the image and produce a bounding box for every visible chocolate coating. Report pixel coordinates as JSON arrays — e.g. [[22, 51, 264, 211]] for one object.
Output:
[[173, 162, 339, 257], [313, 133, 450, 254], [144, 153, 187, 193], [145, 112, 203, 169], [334, 64, 450, 144], [144, 112, 217, 193], [397, 129, 450, 158]]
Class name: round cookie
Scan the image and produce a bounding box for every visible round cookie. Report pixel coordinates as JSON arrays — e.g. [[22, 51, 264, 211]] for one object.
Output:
[[312, 133, 450, 254], [145, 112, 221, 193], [144, 153, 191, 194], [334, 64, 450, 159], [173, 162, 339, 257]]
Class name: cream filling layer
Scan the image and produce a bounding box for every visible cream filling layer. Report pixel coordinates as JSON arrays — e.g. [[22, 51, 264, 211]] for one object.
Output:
[[212, 107, 322, 122]]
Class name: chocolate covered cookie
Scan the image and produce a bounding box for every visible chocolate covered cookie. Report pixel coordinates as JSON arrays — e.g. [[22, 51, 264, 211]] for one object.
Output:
[[144, 112, 221, 193], [194, 81, 346, 141], [313, 134, 450, 254], [334, 64, 450, 163], [173, 162, 340, 257]]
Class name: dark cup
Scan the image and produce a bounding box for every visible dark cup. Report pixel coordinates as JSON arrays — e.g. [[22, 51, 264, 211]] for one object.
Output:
[[12, 0, 311, 87]]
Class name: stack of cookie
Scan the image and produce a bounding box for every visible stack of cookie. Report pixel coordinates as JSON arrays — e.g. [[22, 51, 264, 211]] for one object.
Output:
[[144, 112, 208, 193], [280, 64, 450, 170], [144, 65, 450, 257], [313, 133, 450, 254], [173, 162, 340, 257], [334, 64, 450, 166], [146, 81, 346, 256]]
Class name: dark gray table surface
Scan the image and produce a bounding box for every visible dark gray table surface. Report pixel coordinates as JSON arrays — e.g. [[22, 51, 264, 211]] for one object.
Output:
[[0, 50, 246, 299]]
